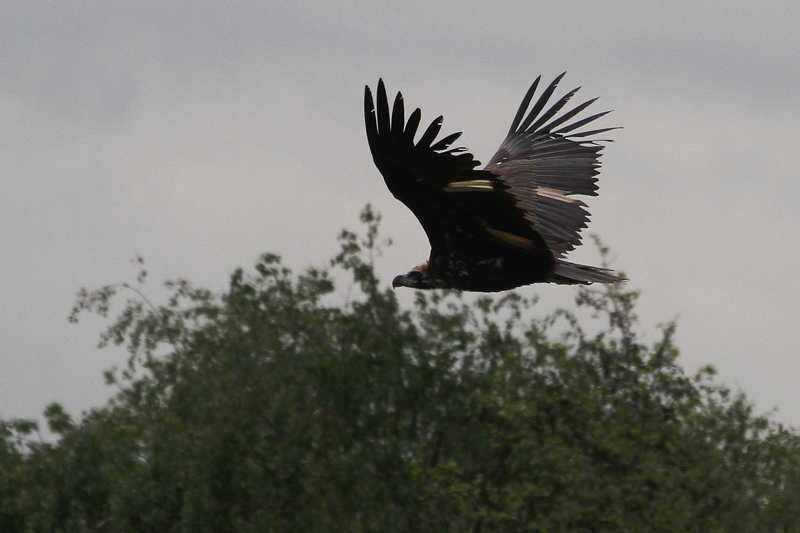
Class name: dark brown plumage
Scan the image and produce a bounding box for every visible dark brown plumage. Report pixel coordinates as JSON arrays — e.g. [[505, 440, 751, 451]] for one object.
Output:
[[364, 74, 623, 292]]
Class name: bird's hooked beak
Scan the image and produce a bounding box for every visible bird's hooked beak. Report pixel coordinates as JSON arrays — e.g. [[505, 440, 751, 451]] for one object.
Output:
[[391, 268, 437, 289], [392, 274, 411, 288]]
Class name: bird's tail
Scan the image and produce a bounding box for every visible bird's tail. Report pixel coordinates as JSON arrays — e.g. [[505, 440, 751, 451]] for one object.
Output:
[[550, 260, 626, 285]]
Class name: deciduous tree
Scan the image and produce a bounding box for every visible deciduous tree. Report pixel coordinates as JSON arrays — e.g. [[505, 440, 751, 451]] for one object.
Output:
[[2, 206, 799, 532]]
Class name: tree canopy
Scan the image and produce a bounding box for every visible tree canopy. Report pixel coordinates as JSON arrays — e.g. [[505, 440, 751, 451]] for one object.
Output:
[[2, 206, 800, 532]]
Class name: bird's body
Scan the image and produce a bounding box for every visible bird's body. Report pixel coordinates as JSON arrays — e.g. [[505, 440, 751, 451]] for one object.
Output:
[[364, 74, 623, 292]]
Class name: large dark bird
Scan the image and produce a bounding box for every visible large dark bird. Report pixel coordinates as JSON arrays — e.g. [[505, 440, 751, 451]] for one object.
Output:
[[364, 74, 623, 292]]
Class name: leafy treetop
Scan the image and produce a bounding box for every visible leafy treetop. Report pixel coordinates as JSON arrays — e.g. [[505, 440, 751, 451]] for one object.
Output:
[[2, 205, 799, 533]]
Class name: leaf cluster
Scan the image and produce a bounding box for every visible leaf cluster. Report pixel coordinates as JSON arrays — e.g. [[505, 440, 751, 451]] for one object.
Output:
[[2, 206, 800, 532]]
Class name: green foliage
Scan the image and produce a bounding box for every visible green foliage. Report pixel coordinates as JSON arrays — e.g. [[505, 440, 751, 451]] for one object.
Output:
[[3, 205, 800, 531]]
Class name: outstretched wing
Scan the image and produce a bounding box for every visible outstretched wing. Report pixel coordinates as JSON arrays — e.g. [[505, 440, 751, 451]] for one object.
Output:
[[364, 79, 545, 255], [485, 74, 616, 258]]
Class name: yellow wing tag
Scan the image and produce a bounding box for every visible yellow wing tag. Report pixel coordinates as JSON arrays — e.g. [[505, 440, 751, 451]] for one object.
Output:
[[485, 227, 535, 249], [443, 179, 495, 192]]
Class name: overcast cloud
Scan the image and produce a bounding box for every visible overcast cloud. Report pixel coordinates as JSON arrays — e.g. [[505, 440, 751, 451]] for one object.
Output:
[[2, 2, 799, 428]]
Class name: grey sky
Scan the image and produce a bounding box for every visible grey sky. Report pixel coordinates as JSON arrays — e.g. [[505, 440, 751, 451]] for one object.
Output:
[[2, 2, 799, 428]]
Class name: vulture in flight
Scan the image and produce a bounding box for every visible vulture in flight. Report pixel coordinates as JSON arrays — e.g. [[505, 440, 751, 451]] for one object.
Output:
[[364, 74, 623, 292]]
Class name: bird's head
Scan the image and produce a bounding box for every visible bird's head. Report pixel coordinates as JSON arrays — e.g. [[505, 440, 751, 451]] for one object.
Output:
[[392, 262, 442, 290]]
